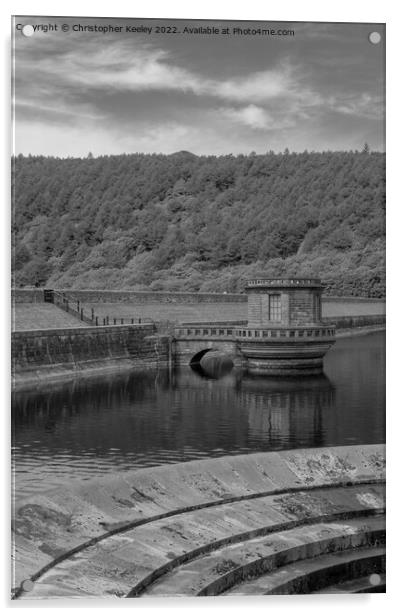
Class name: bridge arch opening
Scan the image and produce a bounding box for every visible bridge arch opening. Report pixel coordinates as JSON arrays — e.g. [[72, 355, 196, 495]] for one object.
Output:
[[189, 348, 215, 366], [189, 349, 234, 379]]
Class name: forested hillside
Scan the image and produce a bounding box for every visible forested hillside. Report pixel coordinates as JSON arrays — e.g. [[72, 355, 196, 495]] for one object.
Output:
[[12, 149, 385, 297]]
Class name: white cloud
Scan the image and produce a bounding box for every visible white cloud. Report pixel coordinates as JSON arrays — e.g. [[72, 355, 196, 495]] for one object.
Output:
[[213, 69, 291, 103], [17, 40, 296, 105], [15, 100, 105, 122], [70, 47, 201, 93], [14, 38, 335, 137], [329, 93, 383, 119], [62, 45, 293, 103], [221, 105, 275, 130]]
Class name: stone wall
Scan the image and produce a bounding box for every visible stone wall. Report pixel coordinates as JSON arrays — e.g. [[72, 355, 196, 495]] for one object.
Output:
[[174, 338, 242, 366], [12, 288, 246, 304], [12, 288, 386, 311], [248, 288, 322, 327], [322, 297, 385, 317], [12, 289, 44, 303], [323, 314, 386, 329], [247, 293, 262, 326], [322, 296, 386, 304], [57, 290, 247, 304], [12, 324, 171, 387], [289, 288, 320, 325]]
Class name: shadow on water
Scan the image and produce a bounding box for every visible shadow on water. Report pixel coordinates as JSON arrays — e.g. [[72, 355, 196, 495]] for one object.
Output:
[[191, 351, 234, 379], [12, 332, 385, 498]]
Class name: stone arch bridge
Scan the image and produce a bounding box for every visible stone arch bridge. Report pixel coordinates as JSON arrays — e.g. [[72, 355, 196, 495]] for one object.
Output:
[[173, 322, 336, 376], [173, 324, 242, 366]]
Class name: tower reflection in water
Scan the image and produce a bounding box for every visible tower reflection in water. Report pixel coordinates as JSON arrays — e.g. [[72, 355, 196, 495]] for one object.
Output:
[[239, 374, 334, 450], [190, 354, 334, 450]]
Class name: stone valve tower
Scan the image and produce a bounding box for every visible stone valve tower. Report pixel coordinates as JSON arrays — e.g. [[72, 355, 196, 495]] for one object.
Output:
[[237, 278, 336, 376]]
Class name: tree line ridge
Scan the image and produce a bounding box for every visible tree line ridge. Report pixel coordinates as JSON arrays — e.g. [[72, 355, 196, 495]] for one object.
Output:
[[12, 149, 385, 297]]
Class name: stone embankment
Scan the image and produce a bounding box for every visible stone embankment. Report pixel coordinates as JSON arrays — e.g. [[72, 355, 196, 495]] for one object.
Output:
[[12, 324, 170, 388], [12, 444, 385, 599]]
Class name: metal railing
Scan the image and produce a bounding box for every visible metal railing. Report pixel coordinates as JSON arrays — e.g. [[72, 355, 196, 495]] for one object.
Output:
[[52, 291, 153, 327], [53, 290, 94, 325]]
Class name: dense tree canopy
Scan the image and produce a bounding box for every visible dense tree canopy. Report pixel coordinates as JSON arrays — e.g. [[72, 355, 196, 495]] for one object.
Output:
[[12, 149, 385, 297]]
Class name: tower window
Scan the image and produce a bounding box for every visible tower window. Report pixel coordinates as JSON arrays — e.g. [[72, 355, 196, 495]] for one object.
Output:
[[269, 294, 281, 321], [313, 292, 321, 320]]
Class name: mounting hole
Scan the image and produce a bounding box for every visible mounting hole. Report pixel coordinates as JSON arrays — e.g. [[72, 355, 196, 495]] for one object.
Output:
[[369, 573, 382, 586], [22, 25, 34, 37], [368, 31, 381, 44], [21, 579, 34, 592]]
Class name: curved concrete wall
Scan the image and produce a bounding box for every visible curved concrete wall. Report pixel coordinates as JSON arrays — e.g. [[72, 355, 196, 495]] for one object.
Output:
[[12, 444, 385, 599]]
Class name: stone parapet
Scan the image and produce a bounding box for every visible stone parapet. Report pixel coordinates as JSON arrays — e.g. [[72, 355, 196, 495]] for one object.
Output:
[[247, 278, 323, 289]]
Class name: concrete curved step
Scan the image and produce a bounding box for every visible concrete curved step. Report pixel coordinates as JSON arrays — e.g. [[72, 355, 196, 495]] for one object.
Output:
[[23, 485, 384, 599], [224, 545, 385, 595], [313, 573, 386, 594], [12, 445, 385, 599], [142, 515, 385, 596]]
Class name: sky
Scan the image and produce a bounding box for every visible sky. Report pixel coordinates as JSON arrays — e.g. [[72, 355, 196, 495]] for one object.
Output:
[[12, 17, 385, 157]]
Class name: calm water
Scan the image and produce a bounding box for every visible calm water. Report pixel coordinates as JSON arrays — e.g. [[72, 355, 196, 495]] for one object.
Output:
[[12, 331, 385, 500]]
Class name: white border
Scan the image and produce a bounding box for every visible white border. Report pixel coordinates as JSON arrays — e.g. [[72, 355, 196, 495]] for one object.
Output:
[[2, 1, 400, 614]]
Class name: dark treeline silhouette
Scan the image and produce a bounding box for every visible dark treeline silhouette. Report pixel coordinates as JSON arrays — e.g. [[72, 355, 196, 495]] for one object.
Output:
[[12, 149, 385, 296]]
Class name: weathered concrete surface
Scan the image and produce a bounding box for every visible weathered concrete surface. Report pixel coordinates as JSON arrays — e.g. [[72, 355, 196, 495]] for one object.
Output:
[[225, 544, 385, 595], [143, 504, 385, 597], [12, 444, 385, 599]]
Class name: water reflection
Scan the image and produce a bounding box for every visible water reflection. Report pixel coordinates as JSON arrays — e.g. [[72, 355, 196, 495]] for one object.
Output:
[[12, 332, 385, 499], [239, 375, 334, 450], [192, 351, 234, 379]]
